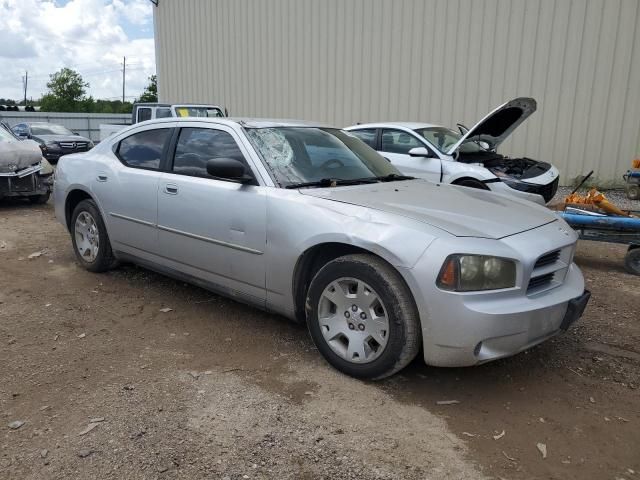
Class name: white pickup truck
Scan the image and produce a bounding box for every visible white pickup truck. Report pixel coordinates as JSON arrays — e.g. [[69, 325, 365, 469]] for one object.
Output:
[[99, 103, 228, 141]]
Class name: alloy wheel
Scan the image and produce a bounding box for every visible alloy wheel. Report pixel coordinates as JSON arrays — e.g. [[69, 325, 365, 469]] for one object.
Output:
[[317, 277, 390, 363]]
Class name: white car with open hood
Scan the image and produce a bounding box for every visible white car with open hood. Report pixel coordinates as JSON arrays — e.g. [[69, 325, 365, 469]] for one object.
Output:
[[345, 98, 559, 204]]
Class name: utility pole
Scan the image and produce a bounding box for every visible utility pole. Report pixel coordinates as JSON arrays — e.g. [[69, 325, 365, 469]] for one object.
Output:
[[122, 56, 126, 103], [22, 71, 28, 106]]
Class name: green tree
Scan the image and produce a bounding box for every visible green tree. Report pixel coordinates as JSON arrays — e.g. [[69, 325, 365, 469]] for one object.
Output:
[[138, 74, 157, 102], [40, 68, 89, 112]]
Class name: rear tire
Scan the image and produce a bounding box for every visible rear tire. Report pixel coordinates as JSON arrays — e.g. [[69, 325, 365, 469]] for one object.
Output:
[[453, 178, 489, 190], [305, 254, 421, 380], [624, 246, 640, 276], [71, 199, 117, 273], [626, 184, 639, 200]]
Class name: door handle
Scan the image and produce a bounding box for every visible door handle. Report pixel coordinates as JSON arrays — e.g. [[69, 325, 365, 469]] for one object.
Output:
[[164, 184, 179, 195], [97, 174, 108, 182]]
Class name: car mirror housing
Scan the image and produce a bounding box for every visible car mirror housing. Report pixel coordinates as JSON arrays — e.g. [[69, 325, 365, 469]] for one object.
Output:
[[206, 158, 253, 183], [408, 147, 433, 158]]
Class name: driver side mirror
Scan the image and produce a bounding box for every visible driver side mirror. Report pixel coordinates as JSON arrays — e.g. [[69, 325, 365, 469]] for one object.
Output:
[[408, 147, 435, 158], [206, 158, 254, 184]]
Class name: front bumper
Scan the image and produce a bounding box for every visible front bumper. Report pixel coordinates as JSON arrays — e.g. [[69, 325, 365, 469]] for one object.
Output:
[[0, 165, 53, 198], [401, 220, 587, 367], [488, 180, 547, 205]]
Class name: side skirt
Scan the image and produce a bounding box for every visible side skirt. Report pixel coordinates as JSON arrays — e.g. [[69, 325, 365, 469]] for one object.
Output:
[[114, 250, 270, 314]]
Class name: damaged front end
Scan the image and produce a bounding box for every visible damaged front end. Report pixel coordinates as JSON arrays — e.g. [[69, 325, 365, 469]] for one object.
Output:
[[0, 140, 54, 202], [484, 157, 559, 203]]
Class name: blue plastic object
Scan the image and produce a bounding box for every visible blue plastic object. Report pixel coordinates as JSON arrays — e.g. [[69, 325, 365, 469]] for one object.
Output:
[[559, 212, 640, 232]]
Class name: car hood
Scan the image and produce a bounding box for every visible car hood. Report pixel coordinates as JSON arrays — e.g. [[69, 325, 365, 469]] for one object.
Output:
[[0, 139, 43, 170], [35, 134, 92, 143], [299, 179, 556, 239], [446, 97, 537, 155]]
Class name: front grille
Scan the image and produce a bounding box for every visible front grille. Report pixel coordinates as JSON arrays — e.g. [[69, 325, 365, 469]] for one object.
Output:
[[539, 176, 559, 203], [1, 175, 35, 193], [528, 272, 554, 292], [59, 142, 88, 151], [534, 250, 560, 269]]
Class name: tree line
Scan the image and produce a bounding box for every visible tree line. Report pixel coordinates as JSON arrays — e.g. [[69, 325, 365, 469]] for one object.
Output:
[[1, 68, 157, 113]]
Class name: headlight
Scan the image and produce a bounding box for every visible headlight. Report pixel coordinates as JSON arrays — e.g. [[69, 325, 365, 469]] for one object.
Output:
[[45, 141, 60, 150], [0, 163, 18, 173], [437, 254, 516, 291]]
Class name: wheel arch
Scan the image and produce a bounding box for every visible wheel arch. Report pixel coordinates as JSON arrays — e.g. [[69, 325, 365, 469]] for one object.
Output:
[[451, 176, 491, 190], [291, 242, 420, 326], [64, 188, 98, 232]]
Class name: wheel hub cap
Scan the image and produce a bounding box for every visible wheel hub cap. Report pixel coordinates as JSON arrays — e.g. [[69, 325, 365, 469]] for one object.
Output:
[[74, 211, 99, 263], [318, 277, 389, 364]]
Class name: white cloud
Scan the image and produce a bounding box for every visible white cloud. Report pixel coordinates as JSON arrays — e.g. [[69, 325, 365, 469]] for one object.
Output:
[[0, 0, 155, 102]]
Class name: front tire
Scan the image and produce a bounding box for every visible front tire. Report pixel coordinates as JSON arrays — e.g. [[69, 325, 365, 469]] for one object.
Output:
[[71, 199, 117, 273], [625, 246, 640, 276], [305, 254, 421, 380]]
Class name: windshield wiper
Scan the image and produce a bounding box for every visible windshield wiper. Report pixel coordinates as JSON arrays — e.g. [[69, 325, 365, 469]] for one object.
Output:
[[374, 173, 415, 182], [285, 177, 379, 189]]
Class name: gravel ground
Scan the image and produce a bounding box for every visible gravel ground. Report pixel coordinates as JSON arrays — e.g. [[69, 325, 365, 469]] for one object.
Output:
[[1, 200, 639, 480], [553, 187, 639, 211]]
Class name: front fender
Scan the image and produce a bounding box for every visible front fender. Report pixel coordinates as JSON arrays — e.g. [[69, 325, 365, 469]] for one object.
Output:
[[446, 163, 498, 183]]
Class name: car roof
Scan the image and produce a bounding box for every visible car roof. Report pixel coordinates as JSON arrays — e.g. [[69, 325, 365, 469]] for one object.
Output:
[[346, 122, 442, 130], [136, 117, 334, 129]]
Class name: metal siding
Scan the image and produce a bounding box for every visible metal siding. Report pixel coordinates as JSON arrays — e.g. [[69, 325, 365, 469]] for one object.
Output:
[[154, 0, 640, 186]]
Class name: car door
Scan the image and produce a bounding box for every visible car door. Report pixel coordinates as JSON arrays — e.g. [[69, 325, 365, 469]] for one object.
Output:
[[380, 128, 441, 182], [157, 123, 267, 305], [92, 124, 173, 258]]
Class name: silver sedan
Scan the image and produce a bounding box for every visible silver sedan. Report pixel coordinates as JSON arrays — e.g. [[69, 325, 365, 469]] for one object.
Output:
[[53, 118, 590, 379]]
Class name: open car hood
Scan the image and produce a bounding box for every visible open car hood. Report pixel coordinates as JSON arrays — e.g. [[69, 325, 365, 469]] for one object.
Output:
[[446, 97, 537, 155]]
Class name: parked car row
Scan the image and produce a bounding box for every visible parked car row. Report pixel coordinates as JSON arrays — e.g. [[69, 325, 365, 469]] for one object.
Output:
[[11, 122, 94, 163], [53, 111, 589, 379]]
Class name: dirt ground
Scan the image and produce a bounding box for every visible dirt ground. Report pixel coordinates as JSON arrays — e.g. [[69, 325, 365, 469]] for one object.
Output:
[[1, 200, 638, 480]]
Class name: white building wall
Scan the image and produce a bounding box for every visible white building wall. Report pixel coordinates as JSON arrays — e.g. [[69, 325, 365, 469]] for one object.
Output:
[[154, 0, 640, 186]]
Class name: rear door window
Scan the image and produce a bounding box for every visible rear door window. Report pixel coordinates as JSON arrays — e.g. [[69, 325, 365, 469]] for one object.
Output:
[[155, 108, 172, 118], [348, 129, 378, 148], [117, 128, 172, 170]]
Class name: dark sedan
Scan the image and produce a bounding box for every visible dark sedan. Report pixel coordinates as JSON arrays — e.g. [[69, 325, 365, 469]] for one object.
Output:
[[12, 122, 94, 163]]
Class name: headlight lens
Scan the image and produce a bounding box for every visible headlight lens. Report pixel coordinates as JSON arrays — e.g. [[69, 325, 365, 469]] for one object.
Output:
[[45, 141, 60, 150], [437, 254, 516, 291], [0, 163, 18, 173]]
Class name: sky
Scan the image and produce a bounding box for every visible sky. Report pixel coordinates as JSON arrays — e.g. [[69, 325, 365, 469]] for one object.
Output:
[[0, 0, 155, 102]]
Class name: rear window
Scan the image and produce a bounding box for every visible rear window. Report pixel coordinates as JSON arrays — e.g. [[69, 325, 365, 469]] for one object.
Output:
[[137, 108, 152, 122], [117, 128, 172, 170]]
